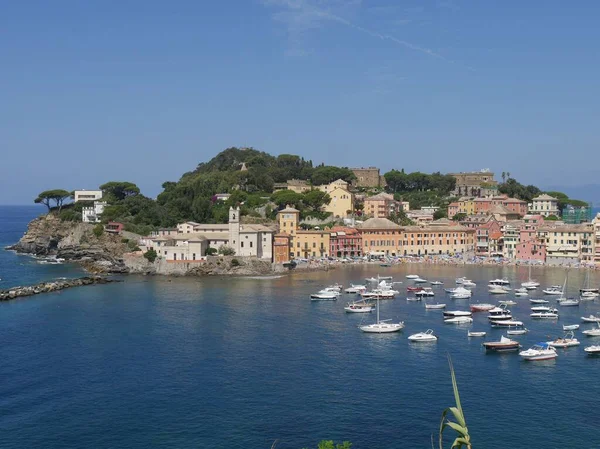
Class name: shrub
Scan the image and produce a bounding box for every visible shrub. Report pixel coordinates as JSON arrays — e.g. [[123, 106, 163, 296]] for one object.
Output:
[[121, 238, 130, 244], [127, 240, 139, 251], [230, 258, 240, 267], [143, 248, 157, 263], [205, 247, 218, 256], [93, 224, 104, 237], [218, 245, 235, 256]]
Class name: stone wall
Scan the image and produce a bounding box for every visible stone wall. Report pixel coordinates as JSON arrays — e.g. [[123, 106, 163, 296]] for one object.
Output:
[[351, 167, 381, 188]]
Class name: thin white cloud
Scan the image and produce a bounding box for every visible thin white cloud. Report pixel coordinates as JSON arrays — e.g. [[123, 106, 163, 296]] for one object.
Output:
[[262, 0, 452, 62]]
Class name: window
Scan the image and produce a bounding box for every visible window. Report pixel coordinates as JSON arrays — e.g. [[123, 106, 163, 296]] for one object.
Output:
[[241, 242, 244, 248], [250, 242, 253, 248], [192, 253, 196, 260]]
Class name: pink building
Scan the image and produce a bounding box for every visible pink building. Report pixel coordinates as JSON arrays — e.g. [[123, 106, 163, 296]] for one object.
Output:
[[476, 220, 502, 256], [515, 215, 546, 262], [448, 202, 459, 219], [474, 195, 527, 216]]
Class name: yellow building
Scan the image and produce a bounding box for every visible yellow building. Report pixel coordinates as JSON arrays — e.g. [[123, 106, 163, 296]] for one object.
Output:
[[459, 199, 476, 216], [277, 206, 330, 259], [323, 186, 354, 218], [537, 223, 594, 264]]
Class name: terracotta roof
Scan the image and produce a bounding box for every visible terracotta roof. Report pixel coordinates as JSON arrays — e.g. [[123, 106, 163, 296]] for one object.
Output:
[[358, 217, 401, 230], [491, 204, 513, 214], [278, 206, 300, 213], [364, 192, 395, 201], [534, 194, 558, 201]]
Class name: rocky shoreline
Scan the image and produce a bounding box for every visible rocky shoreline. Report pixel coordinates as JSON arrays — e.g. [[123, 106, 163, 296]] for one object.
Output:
[[0, 276, 118, 301]]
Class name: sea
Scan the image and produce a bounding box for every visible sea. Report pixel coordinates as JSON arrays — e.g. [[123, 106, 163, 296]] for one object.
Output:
[[1, 205, 600, 449]]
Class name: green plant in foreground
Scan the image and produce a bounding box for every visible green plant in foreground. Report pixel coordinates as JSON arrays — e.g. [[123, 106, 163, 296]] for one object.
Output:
[[439, 356, 472, 449]]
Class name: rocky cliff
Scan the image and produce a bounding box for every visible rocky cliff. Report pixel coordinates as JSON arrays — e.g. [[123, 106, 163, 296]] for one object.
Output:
[[8, 214, 130, 273]]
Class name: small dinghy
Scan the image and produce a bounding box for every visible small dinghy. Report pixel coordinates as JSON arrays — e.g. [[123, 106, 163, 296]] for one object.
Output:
[[425, 303, 446, 309], [584, 345, 600, 355], [582, 315, 600, 323], [468, 331, 486, 337], [530, 298, 549, 304], [563, 324, 580, 331], [444, 316, 473, 324], [507, 328, 529, 335]]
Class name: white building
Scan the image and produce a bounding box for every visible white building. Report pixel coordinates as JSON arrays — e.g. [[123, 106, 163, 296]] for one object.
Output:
[[528, 194, 560, 217], [82, 201, 107, 223], [148, 207, 274, 261], [74, 190, 103, 202]]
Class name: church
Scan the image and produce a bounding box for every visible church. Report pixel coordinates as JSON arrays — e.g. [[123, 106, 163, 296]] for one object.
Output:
[[145, 207, 274, 261]]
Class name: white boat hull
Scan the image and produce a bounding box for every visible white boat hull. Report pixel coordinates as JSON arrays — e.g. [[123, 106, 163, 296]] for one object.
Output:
[[360, 323, 404, 333]]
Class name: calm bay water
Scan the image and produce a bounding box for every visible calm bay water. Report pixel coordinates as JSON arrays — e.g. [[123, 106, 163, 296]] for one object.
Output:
[[1, 206, 600, 448]]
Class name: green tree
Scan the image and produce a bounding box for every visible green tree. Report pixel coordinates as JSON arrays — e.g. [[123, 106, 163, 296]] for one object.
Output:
[[34, 189, 71, 212], [310, 166, 355, 186], [389, 210, 414, 226], [205, 247, 218, 256], [93, 223, 104, 237], [452, 212, 467, 221], [303, 190, 331, 211], [271, 190, 303, 209], [143, 248, 157, 262], [100, 181, 140, 201], [433, 209, 447, 220], [218, 245, 235, 256]]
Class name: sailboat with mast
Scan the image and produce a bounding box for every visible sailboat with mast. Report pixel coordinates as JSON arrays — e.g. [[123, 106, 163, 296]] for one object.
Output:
[[359, 297, 404, 333], [521, 265, 540, 290], [580, 270, 599, 298], [557, 272, 579, 307]]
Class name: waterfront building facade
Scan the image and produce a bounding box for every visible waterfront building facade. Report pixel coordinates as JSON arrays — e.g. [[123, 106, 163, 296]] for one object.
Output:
[[329, 226, 362, 258], [81, 201, 106, 223], [321, 186, 354, 218], [515, 215, 546, 262], [593, 214, 600, 266], [537, 223, 594, 265]]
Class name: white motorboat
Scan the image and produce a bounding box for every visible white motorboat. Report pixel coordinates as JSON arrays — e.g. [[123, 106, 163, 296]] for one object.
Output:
[[359, 297, 404, 333], [408, 329, 438, 342], [470, 303, 495, 312], [425, 303, 446, 309], [361, 289, 395, 300], [531, 306, 558, 312], [514, 290, 529, 297], [530, 310, 559, 319], [415, 288, 435, 297], [468, 331, 486, 337], [489, 278, 510, 286], [543, 285, 563, 295], [405, 274, 420, 279], [519, 343, 558, 361], [563, 324, 580, 331], [406, 296, 422, 302], [413, 277, 428, 283], [444, 316, 473, 324], [529, 298, 549, 304], [489, 286, 510, 295], [557, 298, 580, 307], [449, 287, 472, 299], [462, 280, 476, 287], [345, 284, 367, 294], [483, 335, 521, 352], [344, 301, 374, 313], [521, 265, 540, 289], [490, 320, 524, 328], [584, 345, 600, 355], [321, 287, 341, 294], [547, 331, 580, 348], [487, 306, 512, 321], [582, 315, 600, 323], [430, 280, 444, 286], [443, 310, 472, 317], [455, 277, 466, 284], [498, 299, 517, 306], [310, 291, 338, 300], [515, 287, 528, 294], [507, 328, 529, 335], [583, 323, 600, 337], [580, 291, 599, 300]]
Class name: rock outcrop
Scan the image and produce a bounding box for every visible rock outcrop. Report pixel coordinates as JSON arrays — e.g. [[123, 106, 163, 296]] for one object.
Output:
[[0, 276, 117, 301], [8, 214, 130, 273]]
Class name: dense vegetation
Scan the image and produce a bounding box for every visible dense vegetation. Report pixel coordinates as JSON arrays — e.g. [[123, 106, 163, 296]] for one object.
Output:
[[39, 147, 591, 234]]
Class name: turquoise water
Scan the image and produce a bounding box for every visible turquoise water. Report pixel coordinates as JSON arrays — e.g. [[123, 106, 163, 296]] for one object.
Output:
[[1, 206, 599, 448]]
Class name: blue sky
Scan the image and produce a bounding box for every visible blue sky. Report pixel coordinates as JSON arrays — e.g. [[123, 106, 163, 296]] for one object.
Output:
[[2, 0, 599, 204]]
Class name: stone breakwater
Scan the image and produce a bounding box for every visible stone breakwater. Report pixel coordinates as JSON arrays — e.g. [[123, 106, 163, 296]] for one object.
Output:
[[0, 277, 117, 301]]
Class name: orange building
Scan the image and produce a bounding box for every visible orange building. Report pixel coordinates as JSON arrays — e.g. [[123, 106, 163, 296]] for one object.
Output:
[[273, 234, 291, 263]]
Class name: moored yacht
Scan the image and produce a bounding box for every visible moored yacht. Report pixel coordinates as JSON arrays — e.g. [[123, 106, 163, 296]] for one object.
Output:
[[546, 331, 580, 348], [519, 343, 558, 361], [483, 335, 521, 352], [408, 329, 438, 342]]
